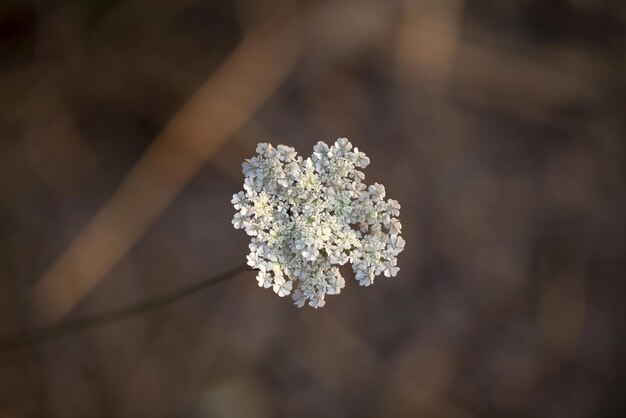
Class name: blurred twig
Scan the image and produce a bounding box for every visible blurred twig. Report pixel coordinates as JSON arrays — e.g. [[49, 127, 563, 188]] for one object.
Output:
[[1, 263, 249, 352]]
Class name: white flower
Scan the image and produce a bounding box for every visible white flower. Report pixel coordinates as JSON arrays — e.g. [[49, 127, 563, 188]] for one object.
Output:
[[272, 277, 292, 297], [352, 147, 370, 168], [256, 270, 273, 288], [309, 293, 326, 308], [368, 183, 386, 200], [242, 157, 260, 178], [246, 252, 262, 269], [387, 199, 401, 217], [326, 272, 345, 295], [292, 289, 306, 307], [355, 269, 374, 286], [276, 145, 298, 162], [313, 141, 331, 160], [232, 213, 245, 229], [232, 139, 404, 308], [334, 137, 352, 152], [329, 250, 349, 265], [231, 192, 245, 209], [301, 248, 319, 261], [382, 259, 400, 277], [388, 235, 405, 253], [243, 177, 256, 194], [389, 218, 402, 235], [256, 143, 274, 157], [347, 181, 366, 198]]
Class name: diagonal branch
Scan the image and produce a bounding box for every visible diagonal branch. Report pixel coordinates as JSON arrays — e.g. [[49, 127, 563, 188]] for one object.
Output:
[[31, 19, 300, 323]]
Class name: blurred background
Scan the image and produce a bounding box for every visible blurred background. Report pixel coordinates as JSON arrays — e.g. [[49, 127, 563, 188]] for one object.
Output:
[[1, 0, 625, 417]]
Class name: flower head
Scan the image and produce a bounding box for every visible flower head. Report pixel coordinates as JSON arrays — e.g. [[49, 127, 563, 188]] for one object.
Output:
[[232, 139, 404, 308]]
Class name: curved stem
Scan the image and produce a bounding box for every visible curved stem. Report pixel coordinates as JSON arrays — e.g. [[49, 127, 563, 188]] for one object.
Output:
[[1, 263, 249, 352]]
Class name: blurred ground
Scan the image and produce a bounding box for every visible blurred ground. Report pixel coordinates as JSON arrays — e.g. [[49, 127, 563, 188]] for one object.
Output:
[[0, 0, 625, 417]]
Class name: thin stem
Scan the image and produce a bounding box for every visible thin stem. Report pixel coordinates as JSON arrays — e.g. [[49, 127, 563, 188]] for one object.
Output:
[[0, 263, 249, 352]]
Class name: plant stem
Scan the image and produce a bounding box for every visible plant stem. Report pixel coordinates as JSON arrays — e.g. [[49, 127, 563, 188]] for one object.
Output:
[[0, 263, 249, 352]]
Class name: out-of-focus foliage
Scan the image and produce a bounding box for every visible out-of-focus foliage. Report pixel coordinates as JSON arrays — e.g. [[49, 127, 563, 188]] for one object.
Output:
[[0, 1, 624, 417]]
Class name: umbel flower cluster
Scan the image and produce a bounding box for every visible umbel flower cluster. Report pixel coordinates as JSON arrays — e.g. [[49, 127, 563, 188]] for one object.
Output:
[[232, 139, 405, 308]]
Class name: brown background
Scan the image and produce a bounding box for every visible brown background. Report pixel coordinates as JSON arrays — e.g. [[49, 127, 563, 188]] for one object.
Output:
[[1, 0, 625, 417]]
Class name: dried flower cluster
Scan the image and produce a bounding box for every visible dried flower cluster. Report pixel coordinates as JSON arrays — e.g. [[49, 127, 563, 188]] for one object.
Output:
[[232, 139, 405, 308]]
